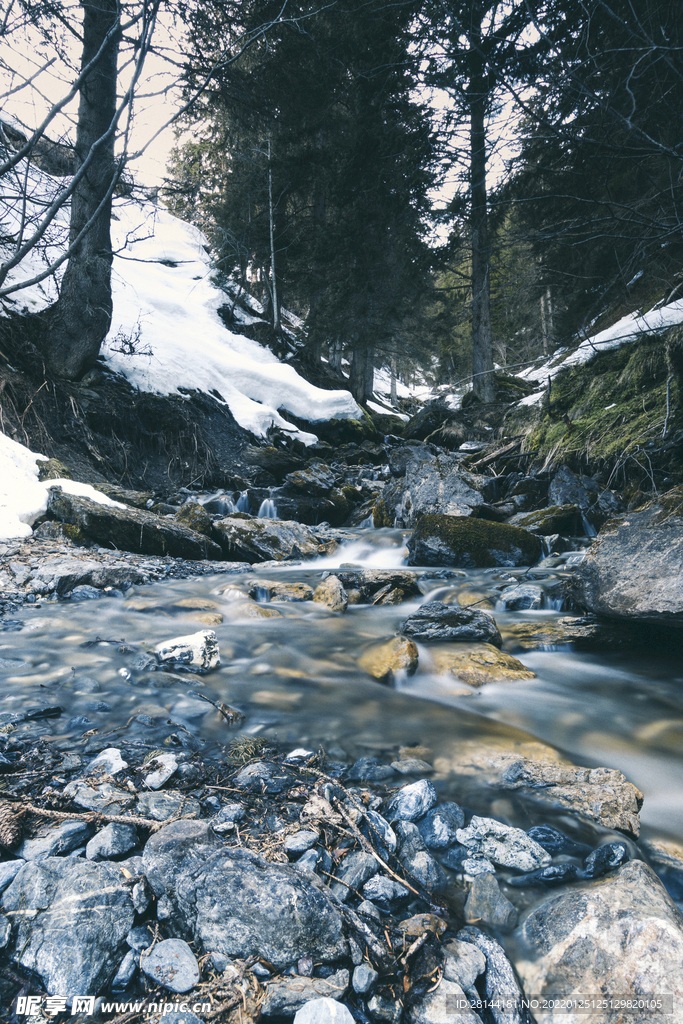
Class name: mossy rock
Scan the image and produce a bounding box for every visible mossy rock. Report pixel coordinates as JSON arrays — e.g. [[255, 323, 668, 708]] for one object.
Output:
[[93, 484, 154, 509], [174, 501, 214, 537], [37, 458, 72, 481], [508, 504, 583, 536], [425, 642, 536, 686], [368, 411, 406, 436], [32, 520, 88, 545], [407, 514, 542, 568], [373, 497, 394, 528]]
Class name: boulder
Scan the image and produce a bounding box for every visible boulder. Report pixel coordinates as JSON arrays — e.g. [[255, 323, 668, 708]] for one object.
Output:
[[516, 861, 683, 1020], [174, 502, 214, 538], [357, 636, 419, 682], [408, 515, 542, 568], [46, 491, 222, 560], [376, 455, 488, 528], [26, 556, 146, 596], [439, 742, 643, 837], [1, 858, 134, 996], [508, 504, 584, 535], [400, 603, 502, 646], [213, 515, 326, 563], [424, 643, 535, 686], [248, 580, 314, 602], [313, 576, 348, 613], [572, 487, 683, 626], [142, 820, 347, 968], [333, 569, 423, 603], [284, 461, 336, 496]]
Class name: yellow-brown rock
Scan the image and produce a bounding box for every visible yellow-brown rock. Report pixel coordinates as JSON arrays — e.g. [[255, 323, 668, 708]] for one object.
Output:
[[357, 636, 419, 682], [426, 643, 535, 687], [456, 588, 496, 611], [313, 576, 348, 613]]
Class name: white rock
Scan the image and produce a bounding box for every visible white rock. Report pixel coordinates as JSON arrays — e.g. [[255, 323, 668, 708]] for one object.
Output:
[[144, 753, 178, 790], [456, 815, 551, 872], [155, 629, 220, 673], [88, 747, 128, 774], [293, 998, 355, 1024]]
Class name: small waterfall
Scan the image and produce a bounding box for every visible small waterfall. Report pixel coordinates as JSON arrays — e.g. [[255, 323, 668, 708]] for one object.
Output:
[[544, 592, 565, 611], [580, 512, 597, 537], [236, 490, 250, 513], [358, 512, 375, 529], [258, 498, 278, 519], [199, 491, 236, 515]]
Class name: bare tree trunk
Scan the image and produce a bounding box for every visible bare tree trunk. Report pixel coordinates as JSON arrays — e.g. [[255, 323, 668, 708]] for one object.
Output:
[[390, 354, 397, 404], [350, 342, 372, 405], [469, 9, 495, 404], [268, 134, 280, 333], [46, 0, 121, 379]]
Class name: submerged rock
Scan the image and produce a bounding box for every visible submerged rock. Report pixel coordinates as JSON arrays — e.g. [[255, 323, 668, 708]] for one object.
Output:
[[2, 858, 134, 996], [424, 643, 535, 686], [46, 490, 222, 560], [408, 515, 542, 568], [155, 629, 220, 673], [357, 636, 419, 682], [456, 816, 551, 872], [517, 861, 683, 1020], [464, 872, 518, 931], [142, 820, 347, 968], [313, 575, 348, 612], [572, 486, 683, 626], [401, 603, 502, 646], [213, 515, 326, 563]]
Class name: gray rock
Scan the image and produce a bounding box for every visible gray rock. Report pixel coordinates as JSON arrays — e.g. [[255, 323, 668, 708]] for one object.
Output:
[[284, 461, 336, 496], [353, 964, 378, 995], [363, 810, 397, 853], [313, 576, 348, 613], [497, 584, 543, 611], [26, 555, 146, 596], [400, 603, 502, 646], [18, 820, 92, 861], [458, 927, 532, 1024], [284, 830, 320, 855], [136, 791, 201, 821], [86, 823, 138, 861], [156, 630, 220, 674], [112, 949, 138, 990], [233, 760, 293, 793], [462, 857, 496, 876], [385, 780, 438, 822], [213, 516, 325, 563], [418, 803, 464, 849], [147, 1012, 205, 1024], [548, 465, 597, 509], [357, 899, 382, 923], [329, 851, 379, 901], [63, 780, 135, 816], [347, 757, 395, 781], [381, 454, 486, 527], [464, 873, 518, 932], [516, 861, 683, 1022], [0, 861, 24, 893], [572, 487, 683, 625], [144, 753, 178, 789], [1, 858, 134, 997], [456, 816, 551, 872], [406, 978, 482, 1023], [0, 914, 10, 949], [295, 849, 320, 873], [261, 969, 349, 1016], [367, 992, 404, 1024], [396, 822, 447, 892], [407, 515, 542, 569], [132, 879, 152, 913], [442, 939, 486, 992], [142, 820, 347, 969], [294, 998, 355, 1024], [127, 925, 155, 951], [88, 746, 128, 773], [47, 490, 222, 560], [141, 938, 200, 993], [362, 875, 410, 910]]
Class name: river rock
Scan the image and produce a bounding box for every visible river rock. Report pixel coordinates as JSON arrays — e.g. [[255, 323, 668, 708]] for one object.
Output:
[[112, 948, 138, 990], [142, 820, 347, 968], [144, 753, 178, 789], [508, 504, 584, 535], [333, 569, 422, 603], [353, 963, 378, 995], [418, 803, 464, 848], [46, 490, 222, 560], [261, 969, 349, 1016], [396, 822, 447, 892], [582, 840, 629, 878], [18, 820, 93, 860], [329, 851, 379, 901], [386, 780, 438, 822], [526, 824, 591, 857], [284, 830, 319, 856], [63, 780, 135, 816], [294, 998, 355, 1024], [284, 461, 336, 495], [408, 515, 542, 568], [313, 576, 348, 612], [1, 858, 135, 996], [85, 823, 138, 861], [141, 938, 200, 993], [357, 636, 419, 682], [155, 629, 220, 673], [362, 875, 410, 910], [572, 486, 683, 625], [456, 816, 551, 872], [136, 791, 201, 821], [464, 873, 518, 931], [249, 580, 314, 602], [0, 861, 23, 893], [640, 837, 683, 903], [377, 455, 488, 528], [440, 742, 643, 836], [213, 515, 325, 563], [458, 927, 531, 1024], [406, 978, 482, 1024], [424, 643, 534, 685], [400, 603, 502, 646], [26, 556, 147, 596], [442, 939, 486, 993], [516, 861, 683, 1019]]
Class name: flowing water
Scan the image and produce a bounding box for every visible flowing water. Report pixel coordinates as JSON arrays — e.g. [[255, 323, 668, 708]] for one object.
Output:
[[1, 526, 682, 851]]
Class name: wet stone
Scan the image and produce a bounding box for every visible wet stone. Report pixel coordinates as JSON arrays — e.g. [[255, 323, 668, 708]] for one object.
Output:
[[18, 820, 92, 861], [362, 810, 397, 854], [347, 757, 395, 781], [442, 939, 486, 992], [144, 753, 178, 790], [64, 780, 135, 816], [526, 824, 592, 858], [362, 874, 410, 911], [582, 841, 630, 879], [313, 576, 348, 613], [464, 873, 518, 932], [418, 802, 465, 849], [141, 938, 200, 993], [400, 602, 502, 646], [505, 863, 580, 887], [385, 779, 438, 822], [155, 629, 220, 674], [456, 815, 552, 872], [86, 823, 138, 861]]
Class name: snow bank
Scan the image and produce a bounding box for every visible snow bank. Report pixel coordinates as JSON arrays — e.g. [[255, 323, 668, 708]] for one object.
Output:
[[0, 433, 123, 541], [0, 148, 363, 445]]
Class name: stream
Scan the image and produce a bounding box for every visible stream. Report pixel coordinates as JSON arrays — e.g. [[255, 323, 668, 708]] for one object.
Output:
[[1, 525, 682, 853]]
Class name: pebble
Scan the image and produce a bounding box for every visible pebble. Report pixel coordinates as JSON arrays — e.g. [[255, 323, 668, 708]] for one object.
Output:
[[112, 949, 138, 990], [352, 963, 378, 995], [136, 791, 201, 821], [293, 999, 355, 1024], [144, 753, 178, 790], [442, 939, 486, 991], [88, 747, 128, 774], [506, 863, 580, 887], [456, 815, 552, 872], [367, 993, 403, 1024], [127, 925, 154, 951], [465, 873, 518, 932], [582, 842, 629, 878], [362, 875, 410, 911], [141, 938, 200, 993], [330, 850, 378, 901], [295, 849, 320, 873], [417, 802, 464, 849], [527, 824, 592, 857], [284, 830, 319, 855], [385, 779, 438, 822], [362, 809, 397, 854], [347, 757, 395, 781], [18, 820, 92, 861], [86, 823, 138, 861]]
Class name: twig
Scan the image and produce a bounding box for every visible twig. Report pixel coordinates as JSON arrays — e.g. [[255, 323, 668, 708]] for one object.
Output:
[[399, 931, 429, 967], [1, 796, 166, 832], [331, 796, 421, 899], [663, 374, 673, 438]]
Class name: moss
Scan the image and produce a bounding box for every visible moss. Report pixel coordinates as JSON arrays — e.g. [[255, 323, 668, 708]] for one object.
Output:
[[511, 505, 583, 535], [373, 497, 394, 528], [37, 458, 72, 481], [175, 501, 214, 537], [408, 514, 542, 568]]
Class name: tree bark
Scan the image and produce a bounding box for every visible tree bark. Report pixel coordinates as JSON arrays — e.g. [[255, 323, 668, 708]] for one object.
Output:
[[46, 0, 121, 379], [469, 8, 495, 403], [350, 342, 373, 405]]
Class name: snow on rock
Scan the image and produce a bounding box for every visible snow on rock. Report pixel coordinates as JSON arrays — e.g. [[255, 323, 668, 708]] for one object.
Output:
[[0, 432, 123, 541]]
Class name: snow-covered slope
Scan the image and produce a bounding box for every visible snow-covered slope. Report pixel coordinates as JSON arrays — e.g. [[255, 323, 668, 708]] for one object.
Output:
[[0, 146, 362, 444]]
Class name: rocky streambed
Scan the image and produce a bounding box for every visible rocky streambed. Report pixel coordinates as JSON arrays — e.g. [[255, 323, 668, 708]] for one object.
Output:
[[0, 436, 683, 1023]]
